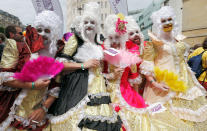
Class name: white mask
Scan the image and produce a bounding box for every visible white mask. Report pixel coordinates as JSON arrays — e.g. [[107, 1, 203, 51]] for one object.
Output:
[[128, 29, 141, 45], [83, 18, 96, 35], [161, 17, 173, 32], [36, 25, 52, 45], [108, 34, 121, 49]]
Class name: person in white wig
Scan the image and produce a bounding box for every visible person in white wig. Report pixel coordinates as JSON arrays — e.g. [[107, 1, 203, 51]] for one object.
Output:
[[47, 2, 123, 131], [0, 10, 62, 130], [125, 16, 145, 55], [140, 6, 207, 130]]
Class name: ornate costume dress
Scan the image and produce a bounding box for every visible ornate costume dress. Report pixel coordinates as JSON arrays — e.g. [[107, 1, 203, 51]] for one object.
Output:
[[103, 57, 148, 131], [0, 26, 60, 131], [139, 32, 207, 130], [47, 34, 122, 131]]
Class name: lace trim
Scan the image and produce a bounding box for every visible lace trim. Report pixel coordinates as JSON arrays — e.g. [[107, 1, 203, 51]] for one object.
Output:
[[0, 89, 28, 131], [0, 72, 14, 85], [128, 75, 142, 85], [89, 92, 110, 99], [49, 95, 90, 124], [79, 108, 119, 123], [175, 66, 206, 100], [49, 92, 112, 124], [110, 103, 131, 131], [106, 79, 170, 114], [0, 72, 17, 91], [118, 110, 131, 131], [14, 115, 46, 128], [176, 86, 204, 100], [139, 61, 154, 76], [55, 57, 69, 63], [170, 103, 207, 122], [48, 87, 60, 98]]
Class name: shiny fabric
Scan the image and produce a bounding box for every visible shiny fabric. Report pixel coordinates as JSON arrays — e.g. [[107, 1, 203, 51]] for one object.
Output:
[[47, 34, 122, 131], [141, 34, 207, 129], [126, 40, 140, 55], [188, 47, 207, 82], [1, 39, 19, 69], [49, 69, 88, 115], [0, 90, 20, 123], [15, 89, 47, 119], [120, 66, 147, 108], [25, 25, 44, 53], [78, 116, 122, 131], [47, 68, 122, 131], [107, 77, 194, 131], [0, 26, 53, 130], [10, 119, 48, 131]]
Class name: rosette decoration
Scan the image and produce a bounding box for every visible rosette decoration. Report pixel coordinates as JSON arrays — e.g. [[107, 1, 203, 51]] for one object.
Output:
[[14, 56, 64, 82], [115, 13, 128, 35], [154, 67, 188, 92]]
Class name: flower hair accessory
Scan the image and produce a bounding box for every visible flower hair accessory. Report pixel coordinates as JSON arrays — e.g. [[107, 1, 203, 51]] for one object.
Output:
[[116, 13, 127, 35]]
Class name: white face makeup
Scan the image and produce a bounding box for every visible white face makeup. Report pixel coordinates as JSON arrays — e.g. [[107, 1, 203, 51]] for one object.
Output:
[[108, 34, 121, 49], [36, 25, 52, 45], [83, 17, 96, 35], [128, 29, 141, 45], [161, 17, 173, 32]]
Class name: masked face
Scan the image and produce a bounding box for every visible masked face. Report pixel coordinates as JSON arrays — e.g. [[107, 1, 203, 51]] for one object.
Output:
[[108, 34, 121, 49], [161, 17, 173, 32], [36, 25, 52, 45], [128, 30, 141, 45], [83, 17, 96, 35]]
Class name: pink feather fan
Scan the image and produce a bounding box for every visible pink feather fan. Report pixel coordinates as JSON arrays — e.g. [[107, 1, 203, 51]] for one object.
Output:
[[14, 56, 64, 82], [104, 48, 142, 68]]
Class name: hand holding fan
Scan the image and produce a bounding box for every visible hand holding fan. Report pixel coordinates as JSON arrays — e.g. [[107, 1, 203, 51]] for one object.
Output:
[[14, 56, 64, 82]]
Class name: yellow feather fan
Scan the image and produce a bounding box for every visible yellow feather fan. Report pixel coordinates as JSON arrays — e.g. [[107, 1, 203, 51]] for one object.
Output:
[[154, 67, 188, 92]]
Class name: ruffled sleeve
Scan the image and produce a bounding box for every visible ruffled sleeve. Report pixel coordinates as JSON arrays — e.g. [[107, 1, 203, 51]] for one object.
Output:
[[48, 78, 61, 98]]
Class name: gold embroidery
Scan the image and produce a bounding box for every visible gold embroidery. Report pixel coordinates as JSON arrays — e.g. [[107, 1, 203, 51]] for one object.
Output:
[[63, 35, 78, 56]]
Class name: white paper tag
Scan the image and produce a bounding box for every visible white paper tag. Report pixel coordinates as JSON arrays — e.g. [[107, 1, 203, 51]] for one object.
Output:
[[147, 102, 166, 115]]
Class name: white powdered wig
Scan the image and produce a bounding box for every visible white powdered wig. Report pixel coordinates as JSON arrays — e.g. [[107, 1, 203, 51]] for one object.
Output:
[[33, 10, 62, 55], [104, 14, 128, 49], [81, 2, 101, 42], [125, 16, 144, 54], [151, 6, 178, 40]]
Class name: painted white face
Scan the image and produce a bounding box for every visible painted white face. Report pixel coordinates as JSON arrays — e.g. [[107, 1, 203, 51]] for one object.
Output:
[[83, 17, 96, 35], [161, 17, 173, 32], [108, 34, 121, 49], [128, 29, 141, 45], [36, 25, 52, 45]]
